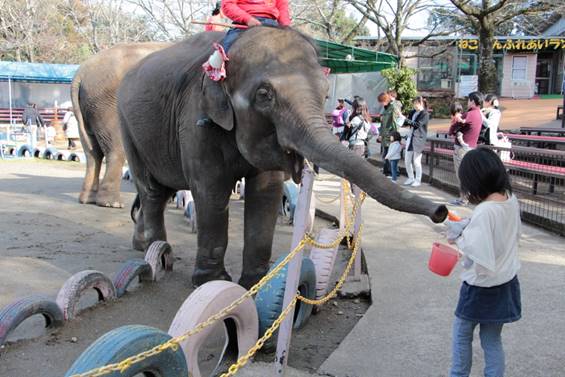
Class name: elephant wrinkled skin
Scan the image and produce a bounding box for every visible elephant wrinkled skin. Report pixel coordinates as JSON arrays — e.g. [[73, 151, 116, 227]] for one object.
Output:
[[71, 42, 169, 208], [117, 27, 448, 289]]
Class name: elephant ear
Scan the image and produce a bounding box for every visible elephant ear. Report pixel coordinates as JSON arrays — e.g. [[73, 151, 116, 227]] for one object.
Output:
[[201, 77, 234, 131]]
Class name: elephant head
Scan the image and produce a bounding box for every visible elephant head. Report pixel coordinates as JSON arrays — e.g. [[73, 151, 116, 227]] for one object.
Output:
[[203, 27, 447, 223]]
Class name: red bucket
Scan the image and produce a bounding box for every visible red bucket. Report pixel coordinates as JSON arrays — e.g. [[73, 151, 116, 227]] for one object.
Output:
[[429, 243, 459, 276]]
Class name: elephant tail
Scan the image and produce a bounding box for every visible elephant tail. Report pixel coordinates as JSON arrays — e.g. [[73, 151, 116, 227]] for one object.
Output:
[[71, 72, 92, 151], [131, 194, 141, 224]]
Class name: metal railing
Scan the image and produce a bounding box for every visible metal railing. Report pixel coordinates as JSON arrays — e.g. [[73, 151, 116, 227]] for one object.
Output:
[[369, 137, 565, 236]]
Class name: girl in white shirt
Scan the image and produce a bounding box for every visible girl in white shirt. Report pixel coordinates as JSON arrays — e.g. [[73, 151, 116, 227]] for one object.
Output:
[[447, 147, 521, 377]]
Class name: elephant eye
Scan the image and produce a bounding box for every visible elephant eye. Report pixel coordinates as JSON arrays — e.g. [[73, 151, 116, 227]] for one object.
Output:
[[255, 86, 275, 105]]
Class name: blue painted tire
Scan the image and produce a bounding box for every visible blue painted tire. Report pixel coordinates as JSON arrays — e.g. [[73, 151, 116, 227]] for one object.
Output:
[[112, 259, 152, 298], [281, 180, 299, 222], [43, 147, 58, 160], [17, 145, 32, 158], [0, 295, 63, 346], [65, 325, 188, 377], [255, 255, 316, 338]]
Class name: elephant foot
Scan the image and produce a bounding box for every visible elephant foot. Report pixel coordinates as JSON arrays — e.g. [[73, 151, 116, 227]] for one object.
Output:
[[132, 234, 147, 252], [192, 268, 232, 288], [96, 191, 124, 209], [238, 269, 268, 290], [79, 190, 97, 205]]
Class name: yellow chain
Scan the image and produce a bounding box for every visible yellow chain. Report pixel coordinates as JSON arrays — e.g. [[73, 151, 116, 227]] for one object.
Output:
[[219, 225, 364, 376], [69, 184, 366, 377]]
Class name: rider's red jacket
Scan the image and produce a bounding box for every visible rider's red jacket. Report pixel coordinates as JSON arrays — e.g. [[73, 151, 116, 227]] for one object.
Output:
[[221, 0, 291, 27]]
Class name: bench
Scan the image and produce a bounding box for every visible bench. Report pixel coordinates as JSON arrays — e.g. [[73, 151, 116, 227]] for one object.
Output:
[[504, 133, 565, 149], [520, 127, 565, 137], [505, 159, 565, 194], [0, 108, 64, 125], [557, 105, 563, 121]]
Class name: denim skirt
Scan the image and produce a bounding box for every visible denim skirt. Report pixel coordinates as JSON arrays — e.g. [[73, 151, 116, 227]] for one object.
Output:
[[455, 275, 521, 324]]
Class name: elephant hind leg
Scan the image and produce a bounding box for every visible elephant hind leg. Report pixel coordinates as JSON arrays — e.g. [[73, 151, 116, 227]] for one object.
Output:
[[96, 149, 126, 208], [78, 132, 103, 205]]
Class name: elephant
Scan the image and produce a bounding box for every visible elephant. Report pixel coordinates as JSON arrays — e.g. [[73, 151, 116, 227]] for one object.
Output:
[[117, 27, 448, 289], [71, 42, 170, 208]]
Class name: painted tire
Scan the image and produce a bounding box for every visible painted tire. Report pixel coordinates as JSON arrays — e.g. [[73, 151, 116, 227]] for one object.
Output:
[[33, 147, 46, 158], [281, 180, 299, 222], [43, 147, 58, 160], [17, 145, 32, 158], [56, 270, 116, 320], [144, 241, 174, 282], [112, 259, 152, 298], [0, 295, 64, 346], [184, 200, 197, 234], [56, 150, 71, 161], [64, 325, 188, 377], [309, 228, 340, 300], [168, 281, 258, 377], [68, 152, 85, 162], [8, 147, 17, 156], [255, 255, 316, 338]]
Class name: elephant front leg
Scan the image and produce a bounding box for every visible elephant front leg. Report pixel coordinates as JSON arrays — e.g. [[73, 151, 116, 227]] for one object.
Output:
[[239, 171, 284, 290], [192, 188, 233, 287]]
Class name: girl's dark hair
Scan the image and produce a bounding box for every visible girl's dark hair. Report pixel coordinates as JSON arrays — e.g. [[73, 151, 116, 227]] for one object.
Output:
[[485, 94, 499, 109], [349, 97, 371, 123], [468, 91, 484, 108], [391, 131, 401, 142], [458, 148, 512, 205], [212, 1, 221, 15], [450, 102, 463, 116], [413, 96, 427, 109]]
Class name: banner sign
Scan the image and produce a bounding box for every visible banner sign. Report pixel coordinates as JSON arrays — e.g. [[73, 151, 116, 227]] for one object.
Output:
[[458, 38, 565, 51]]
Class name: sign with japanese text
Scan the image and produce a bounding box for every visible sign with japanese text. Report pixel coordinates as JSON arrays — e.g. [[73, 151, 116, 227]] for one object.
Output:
[[458, 38, 565, 51]]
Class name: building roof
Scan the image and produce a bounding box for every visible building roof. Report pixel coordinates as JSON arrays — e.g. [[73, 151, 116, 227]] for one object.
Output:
[[0, 61, 78, 83], [316, 39, 398, 73]]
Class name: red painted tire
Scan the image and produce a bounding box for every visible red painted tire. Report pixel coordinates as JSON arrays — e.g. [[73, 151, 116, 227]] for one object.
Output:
[[309, 228, 340, 300], [56, 270, 116, 320], [0, 295, 63, 346], [144, 241, 174, 282], [168, 281, 258, 377], [112, 259, 152, 298]]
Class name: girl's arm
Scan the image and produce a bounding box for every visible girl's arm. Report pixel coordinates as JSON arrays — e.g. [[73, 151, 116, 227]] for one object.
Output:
[[222, 0, 254, 24], [276, 0, 291, 26], [455, 212, 496, 271]]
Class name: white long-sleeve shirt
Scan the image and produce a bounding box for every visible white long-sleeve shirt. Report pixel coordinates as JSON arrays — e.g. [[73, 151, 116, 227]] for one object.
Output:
[[483, 108, 501, 145], [456, 194, 521, 287]]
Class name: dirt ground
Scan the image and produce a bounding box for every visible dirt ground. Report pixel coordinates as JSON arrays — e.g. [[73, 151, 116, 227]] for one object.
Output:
[[0, 159, 367, 377]]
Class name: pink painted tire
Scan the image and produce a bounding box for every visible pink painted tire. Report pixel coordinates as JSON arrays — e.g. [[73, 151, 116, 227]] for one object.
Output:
[[168, 281, 258, 377], [112, 259, 152, 298], [309, 228, 340, 300], [0, 295, 63, 346], [56, 270, 116, 320], [144, 241, 174, 282]]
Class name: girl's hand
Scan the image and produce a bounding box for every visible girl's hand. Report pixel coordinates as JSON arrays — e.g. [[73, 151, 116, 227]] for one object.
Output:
[[446, 218, 471, 243], [247, 18, 262, 27]]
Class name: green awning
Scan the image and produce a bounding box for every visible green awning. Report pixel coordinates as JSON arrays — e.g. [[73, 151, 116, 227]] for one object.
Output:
[[315, 39, 398, 74]]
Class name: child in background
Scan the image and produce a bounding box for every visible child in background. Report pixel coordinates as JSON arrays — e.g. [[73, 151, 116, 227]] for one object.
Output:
[[449, 102, 468, 149], [45, 124, 56, 145], [384, 131, 402, 183], [446, 148, 521, 377]]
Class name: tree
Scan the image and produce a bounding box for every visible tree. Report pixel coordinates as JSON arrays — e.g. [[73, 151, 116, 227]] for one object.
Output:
[[435, 0, 555, 93], [346, 0, 454, 65], [290, 0, 369, 44]]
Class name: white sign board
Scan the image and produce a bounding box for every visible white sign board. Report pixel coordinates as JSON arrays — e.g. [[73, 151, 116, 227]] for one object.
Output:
[[458, 75, 478, 98]]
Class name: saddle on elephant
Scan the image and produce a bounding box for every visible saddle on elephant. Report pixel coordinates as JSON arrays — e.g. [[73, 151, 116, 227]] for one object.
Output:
[[203, 0, 291, 81]]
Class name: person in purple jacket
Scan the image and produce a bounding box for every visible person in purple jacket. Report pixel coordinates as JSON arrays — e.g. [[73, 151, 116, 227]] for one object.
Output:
[[448, 91, 484, 206]]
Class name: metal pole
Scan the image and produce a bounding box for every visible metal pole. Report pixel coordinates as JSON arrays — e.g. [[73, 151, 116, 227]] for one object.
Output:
[[561, 74, 564, 129], [275, 166, 315, 376], [7, 77, 12, 141]]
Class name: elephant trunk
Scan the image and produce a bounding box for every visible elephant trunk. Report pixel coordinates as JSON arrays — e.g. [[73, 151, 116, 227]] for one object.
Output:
[[287, 117, 448, 223]]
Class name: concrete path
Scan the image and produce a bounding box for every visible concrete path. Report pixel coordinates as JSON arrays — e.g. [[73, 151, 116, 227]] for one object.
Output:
[[314, 174, 565, 377]]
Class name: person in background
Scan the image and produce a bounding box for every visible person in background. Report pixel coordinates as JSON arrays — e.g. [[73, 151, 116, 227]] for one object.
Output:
[[401, 96, 429, 187], [45, 124, 56, 145], [450, 102, 468, 148], [384, 131, 402, 183], [446, 148, 521, 377], [205, 2, 226, 32], [377, 92, 403, 177], [481, 94, 501, 146], [21, 103, 44, 129], [344, 97, 371, 157], [63, 107, 80, 150], [331, 99, 349, 140], [448, 91, 484, 206]]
